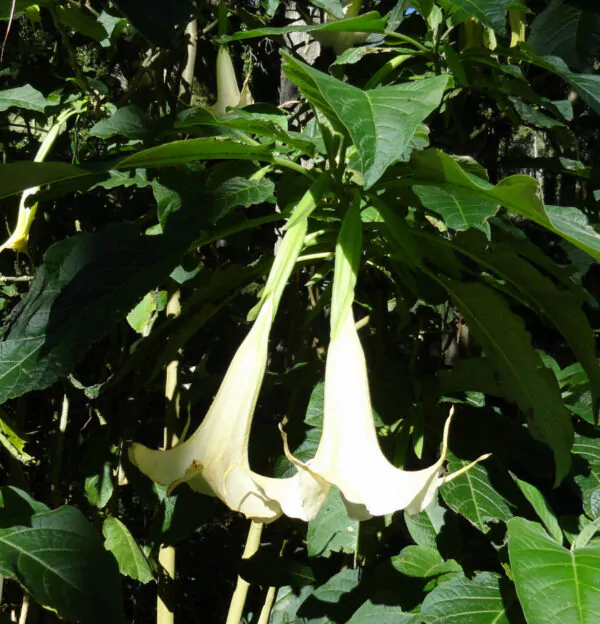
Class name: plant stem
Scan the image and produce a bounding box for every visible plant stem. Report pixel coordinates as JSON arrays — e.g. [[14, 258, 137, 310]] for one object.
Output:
[[383, 30, 429, 54], [225, 521, 264, 624], [157, 287, 182, 624], [257, 586, 276, 624], [51, 392, 69, 508]]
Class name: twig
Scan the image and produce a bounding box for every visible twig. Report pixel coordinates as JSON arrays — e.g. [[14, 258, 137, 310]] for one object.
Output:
[[51, 392, 70, 508]]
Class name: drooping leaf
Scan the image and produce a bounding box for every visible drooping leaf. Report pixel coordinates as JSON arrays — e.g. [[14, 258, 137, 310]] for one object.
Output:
[[0, 84, 50, 113], [220, 11, 387, 42], [209, 176, 275, 217], [411, 149, 600, 264], [421, 572, 523, 623], [0, 203, 213, 403], [0, 506, 124, 623], [508, 517, 600, 624], [440, 452, 513, 532], [282, 52, 448, 188], [310, 0, 344, 19], [297, 569, 363, 621], [103, 517, 153, 584], [307, 488, 359, 558], [0, 487, 49, 528], [439, 279, 573, 484], [0, 139, 275, 200]]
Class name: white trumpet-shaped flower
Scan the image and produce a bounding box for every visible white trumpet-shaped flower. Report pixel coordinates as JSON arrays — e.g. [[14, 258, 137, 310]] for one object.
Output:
[[289, 205, 490, 520], [130, 180, 332, 523], [211, 46, 254, 116]]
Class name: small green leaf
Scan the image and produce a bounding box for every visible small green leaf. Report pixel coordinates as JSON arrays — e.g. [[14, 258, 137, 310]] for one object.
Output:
[[448, 0, 510, 35], [103, 517, 153, 584], [508, 517, 600, 624], [56, 5, 108, 41], [404, 495, 447, 548], [310, 0, 344, 19], [348, 601, 419, 623], [391, 545, 462, 579]]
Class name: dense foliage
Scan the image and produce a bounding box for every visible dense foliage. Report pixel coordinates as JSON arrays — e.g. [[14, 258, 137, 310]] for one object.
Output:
[[1, 0, 600, 622]]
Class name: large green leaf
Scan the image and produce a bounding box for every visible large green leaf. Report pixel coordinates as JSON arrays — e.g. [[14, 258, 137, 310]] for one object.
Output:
[[508, 517, 600, 623], [439, 280, 573, 484], [220, 12, 387, 42], [411, 149, 600, 263], [0, 506, 124, 623], [103, 517, 153, 584], [528, 0, 600, 70], [440, 452, 513, 532], [307, 488, 359, 558], [0, 204, 211, 404], [89, 105, 155, 140], [0, 84, 50, 113], [0, 139, 275, 200], [421, 572, 523, 623], [282, 52, 447, 188]]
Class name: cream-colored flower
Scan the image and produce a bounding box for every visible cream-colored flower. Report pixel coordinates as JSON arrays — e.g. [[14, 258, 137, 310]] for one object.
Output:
[[288, 205, 490, 520], [130, 214, 329, 523], [211, 46, 254, 116]]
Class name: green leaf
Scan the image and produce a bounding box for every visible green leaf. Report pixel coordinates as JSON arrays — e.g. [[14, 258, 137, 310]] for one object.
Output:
[[404, 495, 447, 548], [508, 517, 600, 624], [421, 572, 522, 623], [307, 488, 359, 558], [412, 149, 600, 264], [413, 184, 498, 235], [0, 506, 124, 623], [56, 5, 108, 41], [0, 487, 49, 528], [439, 279, 573, 484], [210, 176, 275, 216], [348, 601, 419, 623], [391, 545, 462, 579], [270, 586, 315, 624], [529, 2, 600, 71], [85, 462, 114, 509], [0, 84, 50, 113], [447, 0, 510, 35], [536, 55, 600, 116], [90, 105, 155, 140], [0, 139, 275, 200], [440, 452, 513, 532], [220, 11, 387, 42], [282, 52, 448, 188], [0, 205, 211, 403], [511, 474, 563, 542], [103, 517, 153, 584]]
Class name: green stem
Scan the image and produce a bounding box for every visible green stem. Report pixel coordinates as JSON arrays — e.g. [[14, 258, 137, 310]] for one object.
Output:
[[270, 156, 313, 178], [365, 53, 412, 89], [384, 30, 429, 54]]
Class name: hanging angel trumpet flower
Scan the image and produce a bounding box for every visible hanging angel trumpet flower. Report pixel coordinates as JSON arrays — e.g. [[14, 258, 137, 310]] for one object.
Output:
[[313, 0, 368, 55], [1, 107, 78, 256], [287, 203, 490, 520], [130, 177, 331, 523], [211, 45, 254, 116]]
